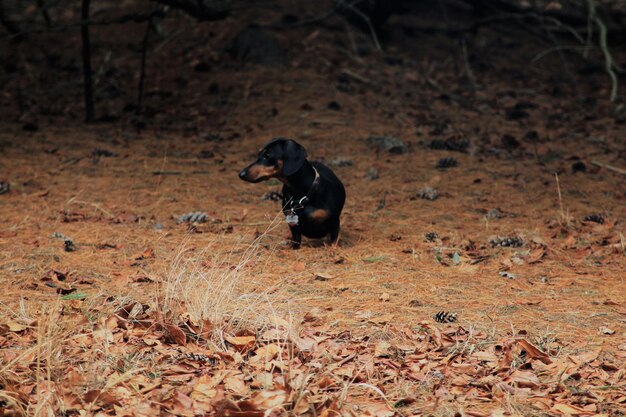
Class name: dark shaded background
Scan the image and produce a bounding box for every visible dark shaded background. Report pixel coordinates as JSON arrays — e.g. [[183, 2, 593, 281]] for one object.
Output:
[[1, 0, 625, 145]]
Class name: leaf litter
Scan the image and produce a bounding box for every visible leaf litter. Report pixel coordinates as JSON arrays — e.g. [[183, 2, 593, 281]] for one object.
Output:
[[2, 277, 625, 417]]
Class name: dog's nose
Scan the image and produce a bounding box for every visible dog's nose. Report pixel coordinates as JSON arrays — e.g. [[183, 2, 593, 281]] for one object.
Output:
[[239, 169, 247, 180]]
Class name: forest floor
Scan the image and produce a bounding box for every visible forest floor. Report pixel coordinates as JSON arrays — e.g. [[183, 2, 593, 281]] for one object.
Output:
[[0, 1, 625, 416]]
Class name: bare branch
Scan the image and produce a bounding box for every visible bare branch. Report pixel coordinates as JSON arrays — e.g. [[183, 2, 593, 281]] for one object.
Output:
[[587, 0, 619, 101], [152, 0, 230, 21], [3, 10, 166, 39], [339, 1, 382, 52]]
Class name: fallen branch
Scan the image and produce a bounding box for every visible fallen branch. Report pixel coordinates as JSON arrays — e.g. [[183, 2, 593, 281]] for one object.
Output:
[[591, 160, 626, 175], [3, 10, 166, 39]]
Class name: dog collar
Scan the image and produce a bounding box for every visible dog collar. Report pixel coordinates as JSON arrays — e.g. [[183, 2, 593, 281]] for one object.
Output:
[[290, 167, 320, 209]]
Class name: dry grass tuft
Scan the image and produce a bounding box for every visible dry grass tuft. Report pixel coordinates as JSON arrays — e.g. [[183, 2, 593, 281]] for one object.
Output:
[[0, 300, 77, 416], [155, 215, 300, 347]]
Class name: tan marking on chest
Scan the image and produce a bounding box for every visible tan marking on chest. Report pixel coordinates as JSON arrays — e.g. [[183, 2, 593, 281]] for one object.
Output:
[[310, 209, 330, 222]]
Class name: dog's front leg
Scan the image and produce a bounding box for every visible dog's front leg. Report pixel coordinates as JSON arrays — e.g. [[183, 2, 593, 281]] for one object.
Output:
[[289, 226, 302, 249]]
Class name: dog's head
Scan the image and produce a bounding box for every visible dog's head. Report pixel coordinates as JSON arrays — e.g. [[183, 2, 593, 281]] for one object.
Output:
[[239, 138, 307, 183]]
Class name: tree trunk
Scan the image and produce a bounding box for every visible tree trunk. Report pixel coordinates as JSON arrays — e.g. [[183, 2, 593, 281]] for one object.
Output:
[[0, 0, 21, 36], [136, 15, 152, 114], [81, 0, 95, 122]]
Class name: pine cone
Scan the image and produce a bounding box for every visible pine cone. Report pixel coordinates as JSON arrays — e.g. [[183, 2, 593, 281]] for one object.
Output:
[[436, 157, 458, 169], [583, 214, 604, 224], [424, 232, 438, 242], [177, 211, 208, 224], [433, 311, 458, 323], [429, 138, 468, 153], [489, 236, 524, 248], [414, 187, 439, 201], [0, 181, 10, 195]]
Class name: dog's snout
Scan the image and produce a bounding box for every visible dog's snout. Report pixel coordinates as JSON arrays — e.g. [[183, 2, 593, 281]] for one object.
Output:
[[239, 168, 248, 180]]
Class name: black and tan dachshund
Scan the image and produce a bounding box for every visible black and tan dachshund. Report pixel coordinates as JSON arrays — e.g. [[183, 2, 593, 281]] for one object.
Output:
[[239, 138, 346, 249]]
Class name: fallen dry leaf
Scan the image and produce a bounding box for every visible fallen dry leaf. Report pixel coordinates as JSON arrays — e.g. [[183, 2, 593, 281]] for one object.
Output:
[[599, 326, 615, 335], [569, 349, 601, 365], [251, 387, 289, 409], [2, 319, 32, 332], [526, 246, 547, 264], [314, 272, 333, 281], [368, 313, 395, 324], [517, 339, 552, 364], [374, 341, 392, 357], [225, 373, 250, 395], [167, 391, 195, 417], [506, 370, 541, 388], [134, 247, 155, 260], [550, 403, 597, 416], [191, 375, 220, 405], [83, 389, 122, 407], [225, 335, 256, 353], [163, 323, 187, 345]]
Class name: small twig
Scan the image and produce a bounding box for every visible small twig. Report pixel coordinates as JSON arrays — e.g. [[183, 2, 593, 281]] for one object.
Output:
[[478, 13, 586, 45], [70, 200, 115, 218], [353, 383, 407, 417], [531, 45, 586, 64], [340, 68, 372, 84], [587, 0, 618, 101], [460, 38, 476, 89], [36, 0, 52, 29], [341, 1, 382, 52], [336, 353, 357, 367], [591, 160, 626, 175], [584, 0, 593, 58], [426, 77, 443, 93], [540, 22, 581, 100], [554, 173, 567, 226], [342, 22, 363, 62]]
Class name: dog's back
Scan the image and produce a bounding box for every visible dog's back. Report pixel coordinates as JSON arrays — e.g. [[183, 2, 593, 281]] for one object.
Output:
[[311, 161, 345, 215]]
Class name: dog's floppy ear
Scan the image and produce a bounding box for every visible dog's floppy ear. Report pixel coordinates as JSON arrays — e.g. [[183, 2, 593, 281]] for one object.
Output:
[[282, 140, 307, 176]]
